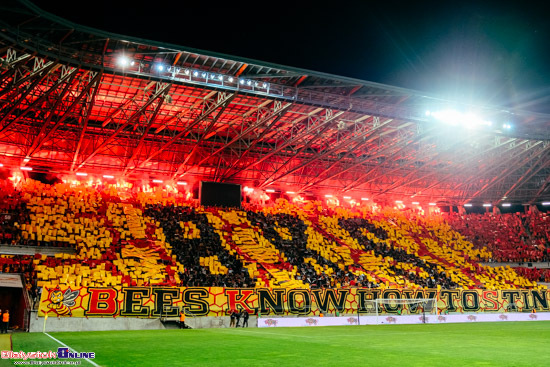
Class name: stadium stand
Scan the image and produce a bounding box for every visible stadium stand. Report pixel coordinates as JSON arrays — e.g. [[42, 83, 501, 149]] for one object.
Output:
[[446, 212, 550, 262], [0, 178, 546, 296]]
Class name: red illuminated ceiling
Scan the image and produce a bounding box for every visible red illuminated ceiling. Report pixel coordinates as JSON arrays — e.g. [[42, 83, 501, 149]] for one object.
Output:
[[1, 0, 550, 205]]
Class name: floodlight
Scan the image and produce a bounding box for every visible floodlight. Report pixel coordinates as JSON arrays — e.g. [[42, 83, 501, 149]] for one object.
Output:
[[246, 80, 252, 86], [193, 71, 199, 77], [464, 204, 472, 207], [429, 203, 437, 206], [20, 167, 32, 171], [483, 203, 492, 207], [76, 172, 88, 176], [542, 202, 550, 206], [228, 77, 234, 82], [286, 191, 295, 194], [0, 163, 3, 167], [265, 189, 275, 193], [239, 79, 245, 84], [117, 55, 130, 67], [218, 75, 223, 81], [184, 69, 190, 75], [201, 72, 207, 78], [177, 181, 188, 185], [156, 64, 164, 72], [262, 83, 268, 88], [501, 203, 511, 207], [325, 194, 333, 198], [103, 175, 114, 179], [152, 179, 163, 183]]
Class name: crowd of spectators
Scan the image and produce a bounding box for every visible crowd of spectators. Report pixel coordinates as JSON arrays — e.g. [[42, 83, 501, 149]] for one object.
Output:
[[339, 217, 459, 289], [144, 204, 253, 288], [446, 212, 550, 263]]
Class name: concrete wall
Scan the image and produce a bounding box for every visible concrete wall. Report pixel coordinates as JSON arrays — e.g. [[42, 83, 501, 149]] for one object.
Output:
[[29, 311, 258, 332]]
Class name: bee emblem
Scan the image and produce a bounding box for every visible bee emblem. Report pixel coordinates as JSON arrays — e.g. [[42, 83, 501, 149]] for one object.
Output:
[[48, 288, 80, 316]]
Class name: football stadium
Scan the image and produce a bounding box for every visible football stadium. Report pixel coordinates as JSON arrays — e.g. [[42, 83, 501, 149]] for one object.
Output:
[[0, 1, 550, 366]]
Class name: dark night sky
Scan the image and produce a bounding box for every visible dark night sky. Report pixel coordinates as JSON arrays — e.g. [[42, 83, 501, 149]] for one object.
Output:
[[32, 0, 550, 113]]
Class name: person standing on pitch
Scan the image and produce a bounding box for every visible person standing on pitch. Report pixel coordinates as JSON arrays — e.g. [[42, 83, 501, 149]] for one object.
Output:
[[1, 309, 9, 333], [240, 310, 249, 328], [235, 309, 241, 327], [229, 309, 237, 328]]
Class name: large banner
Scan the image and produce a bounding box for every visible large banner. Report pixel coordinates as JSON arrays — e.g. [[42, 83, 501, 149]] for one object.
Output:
[[38, 287, 550, 318]]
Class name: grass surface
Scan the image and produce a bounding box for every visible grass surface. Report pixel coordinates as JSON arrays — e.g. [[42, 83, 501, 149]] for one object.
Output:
[[9, 322, 550, 367]]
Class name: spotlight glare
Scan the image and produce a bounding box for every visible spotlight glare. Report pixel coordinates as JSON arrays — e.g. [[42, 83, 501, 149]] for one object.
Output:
[[156, 64, 164, 72], [152, 179, 163, 183], [483, 203, 492, 207], [20, 166, 32, 171], [76, 172, 88, 176], [176, 181, 187, 185], [325, 194, 333, 198], [502, 203, 511, 207], [265, 189, 275, 193], [103, 175, 114, 179], [0, 163, 3, 167], [193, 71, 199, 77], [464, 204, 472, 207], [286, 191, 295, 194], [228, 77, 234, 82], [239, 79, 245, 84], [117, 55, 130, 67], [542, 202, 550, 206]]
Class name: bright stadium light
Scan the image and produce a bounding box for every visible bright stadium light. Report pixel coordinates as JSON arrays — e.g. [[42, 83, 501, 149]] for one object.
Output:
[[325, 194, 333, 198], [0, 163, 3, 167], [239, 79, 245, 85], [20, 167, 32, 171], [428, 109, 492, 129], [103, 175, 114, 179], [156, 64, 164, 72], [343, 196, 351, 200], [286, 191, 295, 194], [193, 71, 199, 77], [152, 179, 163, 183], [412, 202, 420, 205], [429, 203, 437, 206], [542, 202, 550, 206], [76, 172, 88, 176], [117, 55, 131, 68], [246, 80, 252, 86], [501, 203, 511, 207], [228, 77, 234, 82], [361, 197, 369, 201], [177, 181, 188, 186], [265, 189, 275, 193], [483, 203, 492, 207], [464, 204, 473, 207]]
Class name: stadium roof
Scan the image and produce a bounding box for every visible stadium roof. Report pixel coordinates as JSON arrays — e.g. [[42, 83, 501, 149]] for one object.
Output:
[[1, 0, 550, 205]]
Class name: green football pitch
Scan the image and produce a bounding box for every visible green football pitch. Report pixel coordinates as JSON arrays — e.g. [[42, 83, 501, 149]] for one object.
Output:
[[8, 321, 550, 367]]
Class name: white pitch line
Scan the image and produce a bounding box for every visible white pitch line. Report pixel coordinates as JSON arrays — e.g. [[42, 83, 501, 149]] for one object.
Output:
[[44, 332, 100, 367]]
